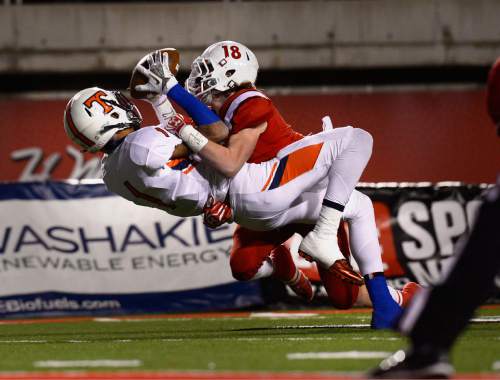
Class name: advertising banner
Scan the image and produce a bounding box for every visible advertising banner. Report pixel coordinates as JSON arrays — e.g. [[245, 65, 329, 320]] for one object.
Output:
[[0, 181, 489, 316], [0, 182, 260, 317], [361, 183, 485, 288], [277, 183, 488, 303]]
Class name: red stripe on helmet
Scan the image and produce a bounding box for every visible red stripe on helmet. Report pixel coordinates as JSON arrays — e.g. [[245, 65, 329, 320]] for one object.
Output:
[[65, 100, 95, 149]]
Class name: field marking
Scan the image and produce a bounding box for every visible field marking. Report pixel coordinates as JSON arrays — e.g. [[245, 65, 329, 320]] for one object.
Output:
[[471, 317, 500, 323], [0, 370, 499, 379], [235, 337, 338, 341], [33, 360, 142, 368], [287, 351, 391, 360], [277, 324, 370, 329], [94, 317, 257, 323], [0, 371, 364, 380], [0, 309, 374, 325], [1, 305, 498, 325], [250, 312, 319, 318], [351, 337, 400, 341]]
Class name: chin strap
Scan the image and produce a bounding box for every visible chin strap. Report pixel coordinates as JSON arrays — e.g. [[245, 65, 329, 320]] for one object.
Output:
[[102, 136, 125, 154]]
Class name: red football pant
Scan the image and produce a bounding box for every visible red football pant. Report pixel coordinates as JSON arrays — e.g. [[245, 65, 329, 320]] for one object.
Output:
[[229, 222, 360, 309]]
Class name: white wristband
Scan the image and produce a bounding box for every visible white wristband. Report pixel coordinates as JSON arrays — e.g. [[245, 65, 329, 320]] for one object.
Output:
[[165, 77, 179, 93], [179, 124, 209, 153], [153, 96, 175, 126]]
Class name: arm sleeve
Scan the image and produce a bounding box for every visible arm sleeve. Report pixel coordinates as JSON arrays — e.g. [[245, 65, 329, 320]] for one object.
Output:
[[230, 97, 274, 134]]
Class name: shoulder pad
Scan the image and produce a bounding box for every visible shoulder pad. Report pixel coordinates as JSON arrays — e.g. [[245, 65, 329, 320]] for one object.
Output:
[[224, 90, 269, 128], [128, 126, 178, 170]]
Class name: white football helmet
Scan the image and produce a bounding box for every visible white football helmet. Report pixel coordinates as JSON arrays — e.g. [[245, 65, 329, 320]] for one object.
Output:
[[64, 87, 142, 152], [186, 41, 259, 103]]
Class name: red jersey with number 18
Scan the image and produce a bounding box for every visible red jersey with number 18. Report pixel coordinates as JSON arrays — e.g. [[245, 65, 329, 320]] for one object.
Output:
[[218, 89, 303, 163]]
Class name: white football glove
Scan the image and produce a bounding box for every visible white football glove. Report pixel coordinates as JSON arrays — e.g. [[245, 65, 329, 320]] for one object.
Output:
[[134, 50, 178, 97]]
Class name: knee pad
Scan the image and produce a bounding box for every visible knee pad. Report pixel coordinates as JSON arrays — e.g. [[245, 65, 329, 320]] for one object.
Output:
[[230, 249, 263, 281]]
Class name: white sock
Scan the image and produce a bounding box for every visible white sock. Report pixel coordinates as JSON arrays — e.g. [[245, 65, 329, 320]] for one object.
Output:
[[312, 204, 343, 238], [299, 205, 344, 268], [252, 258, 274, 280], [388, 286, 403, 306]]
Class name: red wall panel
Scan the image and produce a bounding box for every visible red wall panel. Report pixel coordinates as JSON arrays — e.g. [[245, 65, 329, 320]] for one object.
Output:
[[0, 89, 498, 183], [272, 90, 499, 183]]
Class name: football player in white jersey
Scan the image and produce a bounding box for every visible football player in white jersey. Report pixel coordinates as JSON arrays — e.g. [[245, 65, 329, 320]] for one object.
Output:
[[64, 87, 368, 235], [64, 87, 420, 328]]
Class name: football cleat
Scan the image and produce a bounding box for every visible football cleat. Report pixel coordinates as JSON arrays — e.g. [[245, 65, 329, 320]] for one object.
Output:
[[401, 281, 422, 307], [299, 249, 363, 286], [328, 259, 364, 286], [369, 349, 454, 379], [371, 301, 403, 330]]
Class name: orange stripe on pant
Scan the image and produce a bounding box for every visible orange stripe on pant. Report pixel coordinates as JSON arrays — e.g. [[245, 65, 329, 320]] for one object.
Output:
[[265, 143, 323, 191]]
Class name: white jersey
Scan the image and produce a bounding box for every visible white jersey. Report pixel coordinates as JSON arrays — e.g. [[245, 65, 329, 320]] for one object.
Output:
[[102, 125, 228, 217], [103, 125, 364, 232]]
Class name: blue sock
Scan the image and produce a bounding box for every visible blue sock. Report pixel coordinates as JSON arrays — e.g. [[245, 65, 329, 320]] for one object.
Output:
[[365, 272, 402, 329], [167, 84, 220, 126]]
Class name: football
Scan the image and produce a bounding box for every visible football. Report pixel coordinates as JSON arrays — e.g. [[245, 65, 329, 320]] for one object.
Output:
[[129, 48, 180, 100]]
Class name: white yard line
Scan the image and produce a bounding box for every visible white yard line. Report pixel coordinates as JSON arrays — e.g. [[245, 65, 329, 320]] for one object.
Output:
[[33, 359, 142, 368], [93, 317, 252, 323], [470, 317, 500, 323], [278, 324, 371, 329], [236, 337, 338, 341], [250, 312, 319, 318], [287, 351, 392, 360]]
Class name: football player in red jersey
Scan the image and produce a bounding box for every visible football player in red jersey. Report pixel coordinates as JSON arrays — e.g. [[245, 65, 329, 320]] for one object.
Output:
[[185, 41, 322, 301], [134, 43, 405, 328]]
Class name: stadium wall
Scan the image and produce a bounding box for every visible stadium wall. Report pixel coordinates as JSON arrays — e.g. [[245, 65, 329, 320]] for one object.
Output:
[[1, 0, 500, 73], [0, 88, 497, 184]]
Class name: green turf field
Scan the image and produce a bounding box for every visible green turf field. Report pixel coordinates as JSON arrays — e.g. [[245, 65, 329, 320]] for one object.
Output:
[[0, 308, 499, 377]]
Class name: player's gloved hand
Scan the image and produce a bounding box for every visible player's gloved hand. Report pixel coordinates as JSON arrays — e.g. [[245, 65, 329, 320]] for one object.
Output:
[[165, 113, 188, 136], [134, 50, 179, 97], [203, 197, 233, 229]]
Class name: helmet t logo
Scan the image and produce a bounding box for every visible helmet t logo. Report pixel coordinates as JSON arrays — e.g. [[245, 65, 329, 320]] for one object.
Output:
[[84, 91, 114, 114]]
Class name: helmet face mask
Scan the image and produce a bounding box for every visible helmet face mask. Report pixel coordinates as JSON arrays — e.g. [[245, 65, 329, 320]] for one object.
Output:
[[186, 41, 259, 104], [64, 88, 142, 152]]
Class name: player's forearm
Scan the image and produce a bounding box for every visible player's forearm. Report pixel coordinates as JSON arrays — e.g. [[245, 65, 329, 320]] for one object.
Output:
[[169, 122, 227, 160], [197, 121, 229, 143], [196, 123, 266, 178], [199, 140, 255, 178], [151, 96, 228, 159]]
